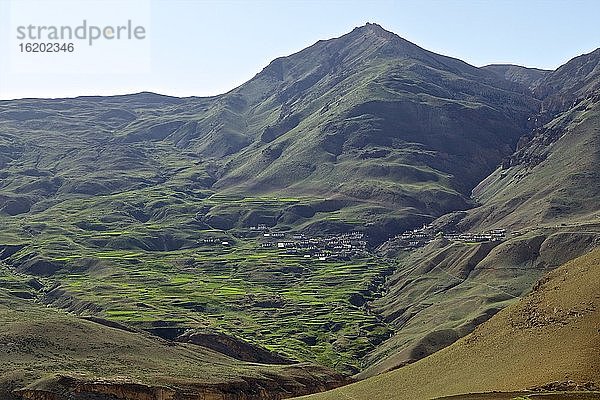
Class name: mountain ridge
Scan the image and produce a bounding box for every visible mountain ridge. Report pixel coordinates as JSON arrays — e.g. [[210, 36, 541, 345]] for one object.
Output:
[[481, 64, 550, 89]]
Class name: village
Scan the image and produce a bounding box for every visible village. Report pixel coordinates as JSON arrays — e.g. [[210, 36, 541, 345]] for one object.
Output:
[[200, 224, 369, 261], [199, 222, 510, 258], [256, 226, 368, 261], [394, 224, 507, 250]]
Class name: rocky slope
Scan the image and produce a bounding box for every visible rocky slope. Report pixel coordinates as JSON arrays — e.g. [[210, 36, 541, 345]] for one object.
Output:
[[455, 47, 600, 232], [482, 64, 550, 89]]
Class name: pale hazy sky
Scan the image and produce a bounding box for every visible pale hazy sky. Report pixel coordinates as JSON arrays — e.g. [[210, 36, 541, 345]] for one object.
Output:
[[1, 0, 599, 100]]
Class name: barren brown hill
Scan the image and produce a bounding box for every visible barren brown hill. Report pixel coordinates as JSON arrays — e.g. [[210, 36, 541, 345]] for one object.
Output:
[[298, 248, 600, 400]]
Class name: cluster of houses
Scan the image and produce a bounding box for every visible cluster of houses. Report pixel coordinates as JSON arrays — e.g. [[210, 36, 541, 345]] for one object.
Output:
[[200, 237, 231, 246], [259, 231, 368, 261], [249, 224, 269, 231], [198, 228, 368, 261], [395, 225, 507, 250], [445, 229, 506, 243], [200, 222, 509, 257]]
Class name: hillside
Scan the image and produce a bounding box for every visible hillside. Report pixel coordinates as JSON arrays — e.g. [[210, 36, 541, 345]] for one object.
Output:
[[358, 228, 599, 376], [360, 47, 600, 376], [218, 23, 537, 201], [298, 248, 600, 400], [465, 96, 600, 230], [0, 277, 347, 400]]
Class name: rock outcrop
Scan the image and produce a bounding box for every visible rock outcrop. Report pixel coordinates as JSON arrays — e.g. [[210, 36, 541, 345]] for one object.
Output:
[[15, 372, 351, 400]]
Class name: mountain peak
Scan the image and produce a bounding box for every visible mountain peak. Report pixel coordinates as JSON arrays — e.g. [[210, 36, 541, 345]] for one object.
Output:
[[352, 22, 399, 41], [362, 22, 387, 32]]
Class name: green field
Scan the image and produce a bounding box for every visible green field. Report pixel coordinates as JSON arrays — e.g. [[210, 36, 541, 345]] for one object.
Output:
[[0, 194, 395, 373]]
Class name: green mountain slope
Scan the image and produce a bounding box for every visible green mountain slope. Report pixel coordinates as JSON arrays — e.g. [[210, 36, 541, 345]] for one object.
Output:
[[466, 97, 600, 230], [209, 23, 539, 237], [1, 86, 403, 375]]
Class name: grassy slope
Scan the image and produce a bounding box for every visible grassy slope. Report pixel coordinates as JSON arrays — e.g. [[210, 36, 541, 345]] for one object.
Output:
[[0, 96, 400, 372], [437, 393, 600, 400], [298, 248, 600, 400], [0, 273, 347, 399], [0, 225, 395, 373]]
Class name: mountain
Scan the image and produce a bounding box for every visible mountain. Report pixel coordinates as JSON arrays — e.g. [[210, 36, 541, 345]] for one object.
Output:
[[450, 47, 600, 231], [218, 23, 536, 199], [0, 23, 540, 243], [298, 248, 600, 400], [187, 22, 540, 240], [482, 64, 550, 89]]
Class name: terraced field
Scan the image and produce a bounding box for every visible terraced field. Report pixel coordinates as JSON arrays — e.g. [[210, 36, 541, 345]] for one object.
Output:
[[0, 194, 394, 373]]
